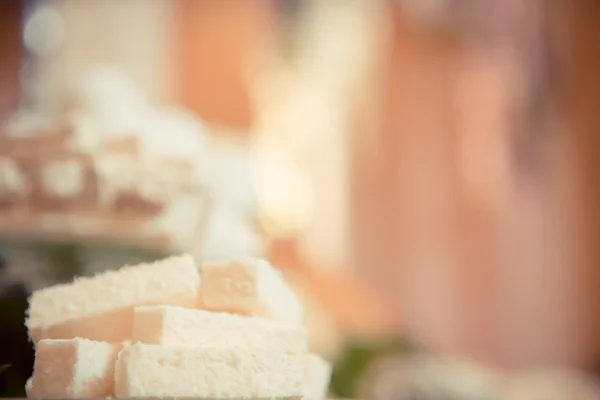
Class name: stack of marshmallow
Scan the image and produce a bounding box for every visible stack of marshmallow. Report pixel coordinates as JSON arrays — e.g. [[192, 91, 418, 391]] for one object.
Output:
[[1, 68, 211, 254], [25, 254, 331, 399]]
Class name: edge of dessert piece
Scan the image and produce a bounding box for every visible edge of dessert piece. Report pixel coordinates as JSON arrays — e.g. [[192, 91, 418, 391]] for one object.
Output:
[[115, 342, 305, 399], [30, 337, 120, 399], [200, 257, 266, 312], [305, 353, 333, 400], [201, 257, 304, 327], [131, 305, 308, 350], [25, 253, 200, 343]]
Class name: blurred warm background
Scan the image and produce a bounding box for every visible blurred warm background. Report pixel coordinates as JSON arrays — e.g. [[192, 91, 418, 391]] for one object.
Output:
[[2, 0, 600, 398]]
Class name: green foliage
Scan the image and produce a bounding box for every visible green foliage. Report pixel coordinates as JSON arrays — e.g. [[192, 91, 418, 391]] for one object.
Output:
[[329, 338, 416, 398]]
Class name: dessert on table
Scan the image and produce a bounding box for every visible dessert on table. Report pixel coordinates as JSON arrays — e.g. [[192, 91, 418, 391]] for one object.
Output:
[[25, 254, 332, 399]]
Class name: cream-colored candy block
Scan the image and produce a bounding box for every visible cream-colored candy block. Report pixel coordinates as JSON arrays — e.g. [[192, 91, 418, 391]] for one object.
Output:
[[41, 158, 85, 199], [132, 305, 307, 351], [201, 258, 303, 327], [30, 338, 120, 399], [115, 343, 304, 399], [26, 254, 200, 344], [305, 354, 332, 400], [0, 157, 26, 196]]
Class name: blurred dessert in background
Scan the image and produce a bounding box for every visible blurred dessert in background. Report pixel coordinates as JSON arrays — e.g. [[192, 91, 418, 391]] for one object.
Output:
[[0, 68, 210, 253]]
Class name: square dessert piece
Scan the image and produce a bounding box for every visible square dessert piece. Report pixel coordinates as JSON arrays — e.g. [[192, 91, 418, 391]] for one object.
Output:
[[0, 156, 31, 210], [201, 258, 303, 327], [29, 338, 120, 398], [132, 305, 307, 351], [26, 254, 200, 344], [115, 343, 304, 399], [36, 154, 99, 212]]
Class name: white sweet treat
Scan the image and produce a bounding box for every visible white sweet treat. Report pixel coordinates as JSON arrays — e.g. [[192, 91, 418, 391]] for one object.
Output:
[[141, 108, 208, 164], [201, 257, 304, 327], [3, 111, 57, 138], [29, 338, 120, 398], [115, 343, 304, 399], [70, 68, 149, 136], [0, 65, 216, 254], [0, 157, 25, 195], [94, 156, 166, 207], [145, 190, 207, 251], [26, 254, 200, 344], [305, 354, 332, 400], [41, 158, 85, 198], [132, 305, 307, 351], [66, 111, 102, 153]]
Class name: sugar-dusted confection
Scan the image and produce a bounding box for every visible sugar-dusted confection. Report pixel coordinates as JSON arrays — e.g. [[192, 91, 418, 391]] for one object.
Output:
[[115, 343, 304, 399], [132, 305, 307, 351], [0, 156, 29, 209], [36, 154, 99, 212], [304, 354, 332, 400], [29, 338, 120, 398], [26, 254, 200, 344], [201, 257, 303, 327]]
